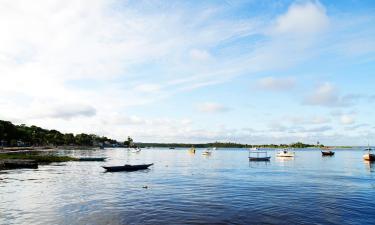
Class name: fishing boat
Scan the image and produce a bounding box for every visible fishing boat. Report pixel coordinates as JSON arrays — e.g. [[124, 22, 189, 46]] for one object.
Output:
[[276, 148, 295, 157], [188, 147, 196, 154], [248, 150, 271, 161], [363, 148, 375, 161], [78, 157, 106, 161], [102, 163, 153, 172]]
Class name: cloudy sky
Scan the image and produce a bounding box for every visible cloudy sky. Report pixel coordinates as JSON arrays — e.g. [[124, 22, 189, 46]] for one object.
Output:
[[0, 0, 374, 145]]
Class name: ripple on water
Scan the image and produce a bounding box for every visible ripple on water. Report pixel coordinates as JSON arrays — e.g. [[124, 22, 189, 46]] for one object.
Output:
[[1, 148, 375, 225]]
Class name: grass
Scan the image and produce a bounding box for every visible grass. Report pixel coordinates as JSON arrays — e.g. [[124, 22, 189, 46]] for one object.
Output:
[[0, 153, 78, 163]]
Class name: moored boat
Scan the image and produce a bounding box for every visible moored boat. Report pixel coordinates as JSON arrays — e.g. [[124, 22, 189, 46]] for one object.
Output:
[[78, 157, 106, 161], [248, 150, 271, 161], [131, 148, 141, 153], [363, 148, 375, 161], [276, 148, 295, 157], [102, 163, 153, 172], [202, 149, 212, 156], [321, 151, 335, 156]]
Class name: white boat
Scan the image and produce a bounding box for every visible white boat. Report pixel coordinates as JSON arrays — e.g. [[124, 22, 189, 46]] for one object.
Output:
[[131, 148, 141, 153], [202, 149, 212, 156], [249, 147, 259, 151], [276, 148, 295, 157]]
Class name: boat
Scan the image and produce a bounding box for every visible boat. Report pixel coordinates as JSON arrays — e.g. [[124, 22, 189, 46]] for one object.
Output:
[[202, 149, 212, 156], [102, 163, 153, 172], [276, 149, 295, 157], [321, 151, 335, 156], [249, 147, 259, 151], [169, 147, 175, 149], [131, 148, 141, 153], [188, 147, 196, 154], [78, 157, 106, 161], [248, 150, 271, 161], [363, 148, 375, 161]]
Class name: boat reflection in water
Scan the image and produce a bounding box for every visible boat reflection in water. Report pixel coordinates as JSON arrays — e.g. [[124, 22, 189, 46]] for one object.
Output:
[[275, 156, 295, 163], [188, 147, 196, 154], [364, 161, 375, 173]]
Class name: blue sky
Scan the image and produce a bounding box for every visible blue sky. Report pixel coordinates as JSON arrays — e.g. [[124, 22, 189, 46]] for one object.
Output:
[[0, 0, 374, 145]]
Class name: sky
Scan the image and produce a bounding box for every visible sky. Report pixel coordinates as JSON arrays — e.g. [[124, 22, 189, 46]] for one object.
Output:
[[0, 0, 374, 145]]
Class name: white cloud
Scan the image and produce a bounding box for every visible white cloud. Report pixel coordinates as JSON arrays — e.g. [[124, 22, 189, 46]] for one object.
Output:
[[273, 1, 329, 36], [196, 102, 230, 113], [303, 82, 359, 107], [135, 84, 162, 93], [340, 115, 355, 125], [285, 115, 331, 125], [304, 83, 338, 106], [256, 76, 296, 91], [189, 49, 212, 61]]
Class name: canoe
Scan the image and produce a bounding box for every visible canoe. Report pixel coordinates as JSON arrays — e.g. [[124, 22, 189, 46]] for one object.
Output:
[[321, 151, 335, 156], [102, 163, 153, 172], [248, 156, 271, 161], [78, 157, 106, 161]]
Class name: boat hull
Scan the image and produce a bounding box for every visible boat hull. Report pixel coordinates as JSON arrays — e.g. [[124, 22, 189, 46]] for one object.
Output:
[[363, 154, 375, 161], [321, 151, 335, 156], [277, 153, 294, 157], [102, 163, 153, 172], [248, 157, 271, 161], [78, 157, 106, 161]]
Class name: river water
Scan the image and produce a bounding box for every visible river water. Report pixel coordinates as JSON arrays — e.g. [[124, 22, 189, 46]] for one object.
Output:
[[1, 148, 374, 225]]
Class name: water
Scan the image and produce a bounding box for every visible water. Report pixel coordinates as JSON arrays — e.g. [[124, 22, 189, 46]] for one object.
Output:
[[1, 148, 375, 225]]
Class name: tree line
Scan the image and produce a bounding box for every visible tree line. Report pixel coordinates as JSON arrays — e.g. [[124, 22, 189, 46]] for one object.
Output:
[[137, 141, 322, 148], [0, 120, 122, 147]]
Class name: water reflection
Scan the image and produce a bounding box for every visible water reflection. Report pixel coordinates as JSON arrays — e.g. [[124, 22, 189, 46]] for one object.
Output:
[[275, 157, 295, 162], [248, 161, 270, 167], [1, 148, 375, 225], [364, 161, 375, 172]]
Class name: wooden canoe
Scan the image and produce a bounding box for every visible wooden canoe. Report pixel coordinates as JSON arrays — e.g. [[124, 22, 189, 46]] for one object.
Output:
[[102, 163, 153, 172]]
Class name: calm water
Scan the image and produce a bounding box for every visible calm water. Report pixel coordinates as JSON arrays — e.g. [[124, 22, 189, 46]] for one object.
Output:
[[1, 148, 375, 225]]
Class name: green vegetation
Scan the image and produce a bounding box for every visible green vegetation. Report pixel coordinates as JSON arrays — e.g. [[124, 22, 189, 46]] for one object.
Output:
[[0, 120, 121, 147], [0, 153, 77, 163], [138, 141, 323, 149]]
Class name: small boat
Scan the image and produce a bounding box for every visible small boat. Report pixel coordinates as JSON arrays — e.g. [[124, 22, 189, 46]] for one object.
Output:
[[131, 148, 141, 153], [202, 149, 212, 156], [169, 147, 175, 149], [188, 147, 196, 154], [78, 157, 106, 161], [321, 151, 335, 156], [276, 149, 295, 157], [249, 147, 259, 151], [248, 150, 271, 161], [102, 163, 153, 172], [363, 148, 375, 161]]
